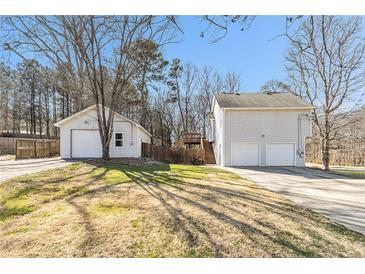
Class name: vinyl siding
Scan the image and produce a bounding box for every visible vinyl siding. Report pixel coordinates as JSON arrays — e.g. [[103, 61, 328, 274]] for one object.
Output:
[[223, 109, 311, 166], [136, 128, 152, 157]]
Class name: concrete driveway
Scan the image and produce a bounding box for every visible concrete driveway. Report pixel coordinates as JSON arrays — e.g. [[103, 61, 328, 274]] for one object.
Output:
[[222, 166, 365, 235], [0, 157, 74, 182]]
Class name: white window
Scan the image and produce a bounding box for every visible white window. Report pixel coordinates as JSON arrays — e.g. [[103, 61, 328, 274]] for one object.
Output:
[[115, 132, 123, 147]]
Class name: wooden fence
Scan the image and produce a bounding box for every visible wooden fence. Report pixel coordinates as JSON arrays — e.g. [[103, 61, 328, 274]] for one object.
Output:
[[15, 139, 60, 159], [141, 142, 206, 164], [0, 137, 16, 155]]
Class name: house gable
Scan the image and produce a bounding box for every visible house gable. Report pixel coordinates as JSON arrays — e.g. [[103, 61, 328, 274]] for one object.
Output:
[[54, 104, 151, 137]]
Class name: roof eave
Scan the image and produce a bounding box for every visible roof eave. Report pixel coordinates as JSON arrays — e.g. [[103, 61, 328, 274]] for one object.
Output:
[[54, 104, 97, 127], [221, 106, 315, 110], [53, 104, 153, 137], [137, 125, 152, 137], [210, 95, 217, 113]]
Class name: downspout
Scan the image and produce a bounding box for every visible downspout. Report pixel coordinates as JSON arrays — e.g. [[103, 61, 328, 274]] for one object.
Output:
[[297, 114, 309, 158], [130, 122, 134, 145], [136, 125, 139, 156], [221, 109, 226, 166]]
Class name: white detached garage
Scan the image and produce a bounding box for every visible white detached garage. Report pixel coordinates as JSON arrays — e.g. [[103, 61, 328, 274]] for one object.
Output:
[[54, 105, 151, 159], [209, 92, 314, 167]]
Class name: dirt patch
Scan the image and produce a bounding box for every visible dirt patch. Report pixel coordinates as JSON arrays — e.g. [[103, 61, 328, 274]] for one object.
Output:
[[0, 155, 15, 161]]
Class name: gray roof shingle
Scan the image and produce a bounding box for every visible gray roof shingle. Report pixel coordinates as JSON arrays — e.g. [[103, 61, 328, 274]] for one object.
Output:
[[214, 92, 314, 108]]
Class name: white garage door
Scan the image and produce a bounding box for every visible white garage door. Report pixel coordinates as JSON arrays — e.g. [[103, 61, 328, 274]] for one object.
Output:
[[231, 143, 260, 166], [72, 130, 102, 158], [266, 143, 295, 166]]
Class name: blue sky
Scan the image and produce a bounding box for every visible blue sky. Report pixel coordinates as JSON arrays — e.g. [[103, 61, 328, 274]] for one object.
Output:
[[4, 16, 364, 93], [163, 16, 290, 91], [2, 16, 292, 92], [163, 16, 365, 93]]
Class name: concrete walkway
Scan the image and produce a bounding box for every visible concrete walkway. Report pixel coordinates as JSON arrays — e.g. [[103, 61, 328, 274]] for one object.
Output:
[[0, 157, 74, 182], [221, 166, 365, 235]]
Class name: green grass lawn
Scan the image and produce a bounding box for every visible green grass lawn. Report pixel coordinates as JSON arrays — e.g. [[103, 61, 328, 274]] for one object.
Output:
[[1, 160, 365, 257], [329, 170, 365, 179]]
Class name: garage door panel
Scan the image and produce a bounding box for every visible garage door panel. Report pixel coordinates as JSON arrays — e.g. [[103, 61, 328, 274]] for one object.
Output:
[[231, 143, 260, 166], [72, 130, 102, 158], [266, 143, 295, 166]]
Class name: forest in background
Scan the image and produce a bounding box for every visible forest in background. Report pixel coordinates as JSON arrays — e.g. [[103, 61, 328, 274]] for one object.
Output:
[[0, 58, 241, 146]]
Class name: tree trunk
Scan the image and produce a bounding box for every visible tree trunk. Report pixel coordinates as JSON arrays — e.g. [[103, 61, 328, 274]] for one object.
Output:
[[102, 143, 110, 160], [52, 88, 58, 136], [61, 91, 65, 119], [66, 93, 70, 117], [321, 139, 330, 170]]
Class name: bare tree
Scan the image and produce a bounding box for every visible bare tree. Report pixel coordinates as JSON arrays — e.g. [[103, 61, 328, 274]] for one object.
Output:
[[286, 16, 365, 170], [181, 64, 199, 132], [196, 66, 223, 137], [260, 79, 291, 93], [3, 16, 176, 159], [0, 63, 11, 133], [224, 71, 241, 93], [199, 16, 256, 43], [151, 89, 175, 146]]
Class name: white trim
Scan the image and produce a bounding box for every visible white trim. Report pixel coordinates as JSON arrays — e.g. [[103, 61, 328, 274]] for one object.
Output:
[[309, 110, 313, 137], [114, 112, 152, 137], [54, 105, 97, 127], [210, 96, 217, 113], [221, 109, 226, 166], [70, 129, 100, 158], [230, 142, 261, 167], [114, 132, 124, 148], [265, 142, 296, 166]]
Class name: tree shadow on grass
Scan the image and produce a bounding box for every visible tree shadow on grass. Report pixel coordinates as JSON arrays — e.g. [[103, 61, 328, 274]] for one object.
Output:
[[77, 161, 364, 257], [2, 161, 364, 257], [118, 166, 329, 257]]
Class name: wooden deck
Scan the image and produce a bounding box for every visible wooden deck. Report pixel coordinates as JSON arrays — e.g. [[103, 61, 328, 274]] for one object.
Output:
[[180, 133, 202, 144]]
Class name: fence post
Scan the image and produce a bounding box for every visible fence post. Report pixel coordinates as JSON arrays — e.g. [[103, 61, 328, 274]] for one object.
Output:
[[15, 139, 18, 159], [34, 140, 37, 158]]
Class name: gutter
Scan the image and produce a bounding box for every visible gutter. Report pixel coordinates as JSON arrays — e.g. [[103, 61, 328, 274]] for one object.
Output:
[[220, 106, 315, 110]]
